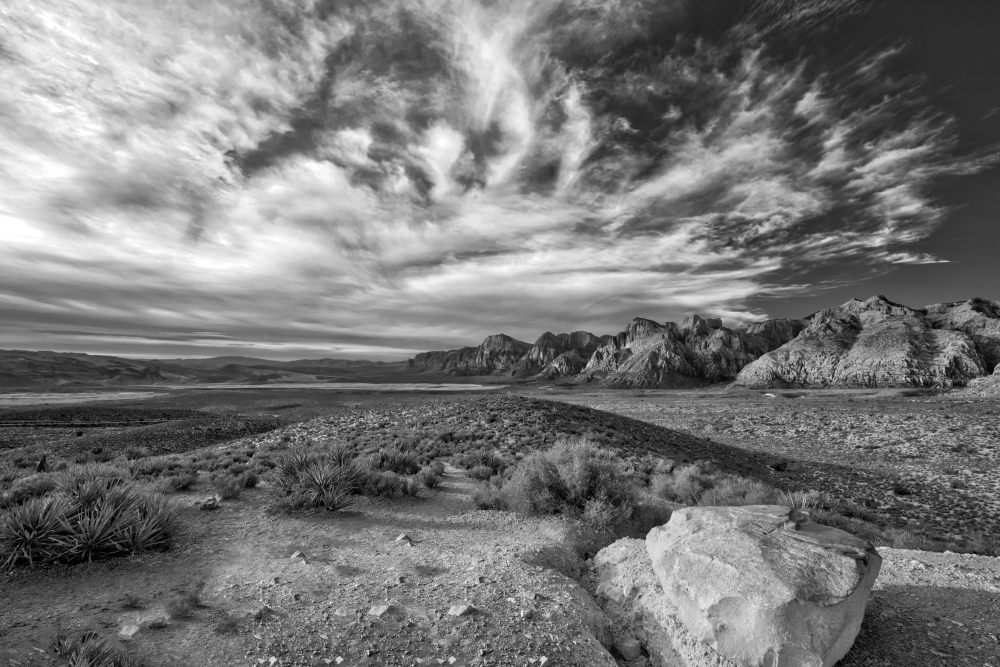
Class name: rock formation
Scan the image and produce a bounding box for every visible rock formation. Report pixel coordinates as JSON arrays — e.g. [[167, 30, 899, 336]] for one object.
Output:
[[575, 316, 806, 388], [404, 295, 999, 389], [737, 295, 996, 388], [407, 334, 531, 375], [645, 506, 881, 667]]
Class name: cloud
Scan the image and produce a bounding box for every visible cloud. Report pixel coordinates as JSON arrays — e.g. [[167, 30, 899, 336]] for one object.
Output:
[[0, 0, 990, 358]]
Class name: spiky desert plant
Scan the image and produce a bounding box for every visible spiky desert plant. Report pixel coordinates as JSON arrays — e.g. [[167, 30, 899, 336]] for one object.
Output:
[[0, 495, 67, 568], [298, 460, 361, 511], [115, 494, 178, 554]]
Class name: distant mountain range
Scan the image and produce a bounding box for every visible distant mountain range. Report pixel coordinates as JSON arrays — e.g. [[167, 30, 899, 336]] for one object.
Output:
[[1, 296, 997, 389], [0, 351, 405, 387], [409, 296, 1000, 389]]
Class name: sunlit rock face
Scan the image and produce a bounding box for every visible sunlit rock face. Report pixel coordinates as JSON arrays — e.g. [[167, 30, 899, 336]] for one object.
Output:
[[736, 295, 996, 388]]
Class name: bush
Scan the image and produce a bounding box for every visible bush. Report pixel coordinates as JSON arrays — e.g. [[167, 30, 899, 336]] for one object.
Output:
[[465, 465, 494, 481], [213, 475, 242, 500], [1, 473, 57, 508], [0, 482, 178, 569], [471, 479, 505, 510], [489, 438, 636, 527], [416, 467, 443, 488], [651, 463, 711, 503], [152, 472, 197, 494], [372, 447, 420, 475], [697, 477, 778, 507]]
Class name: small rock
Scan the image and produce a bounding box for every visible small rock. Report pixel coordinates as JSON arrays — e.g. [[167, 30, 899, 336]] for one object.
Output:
[[616, 636, 642, 661], [142, 614, 168, 629], [118, 624, 140, 640], [268, 658, 278, 666], [333, 608, 350, 617], [396, 533, 414, 544], [539, 658, 549, 666], [198, 497, 219, 510], [290, 551, 308, 563], [252, 605, 275, 620], [448, 604, 476, 617], [369, 604, 392, 617], [520, 608, 533, 619]]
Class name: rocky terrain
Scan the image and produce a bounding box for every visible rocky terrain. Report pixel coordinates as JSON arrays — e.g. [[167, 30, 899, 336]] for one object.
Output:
[[2, 388, 999, 667], [737, 296, 1000, 388]]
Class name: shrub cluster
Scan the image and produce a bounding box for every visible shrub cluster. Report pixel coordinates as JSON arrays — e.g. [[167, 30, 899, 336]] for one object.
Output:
[[472, 437, 637, 529], [273, 442, 434, 511], [0, 464, 178, 569]]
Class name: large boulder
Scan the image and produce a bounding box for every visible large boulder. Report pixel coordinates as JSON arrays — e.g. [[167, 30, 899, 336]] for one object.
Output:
[[647, 506, 881, 667]]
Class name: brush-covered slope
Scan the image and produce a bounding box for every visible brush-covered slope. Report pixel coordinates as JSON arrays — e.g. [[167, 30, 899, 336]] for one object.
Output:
[[575, 315, 807, 388], [736, 296, 996, 388]]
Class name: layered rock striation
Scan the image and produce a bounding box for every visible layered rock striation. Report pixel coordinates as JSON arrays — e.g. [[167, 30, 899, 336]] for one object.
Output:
[[574, 315, 806, 388], [737, 295, 1000, 388]]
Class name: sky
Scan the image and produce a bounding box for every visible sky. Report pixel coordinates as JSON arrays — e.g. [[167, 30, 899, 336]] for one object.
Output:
[[1, 0, 998, 360]]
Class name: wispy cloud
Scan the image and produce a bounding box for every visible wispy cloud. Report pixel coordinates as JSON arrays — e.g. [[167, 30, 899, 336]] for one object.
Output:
[[0, 0, 989, 358]]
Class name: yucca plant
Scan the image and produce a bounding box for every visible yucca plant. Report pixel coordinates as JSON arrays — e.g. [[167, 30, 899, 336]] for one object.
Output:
[[0, 495, 67, 568], [298, 461, 361, 511], [55, 501, 130, 564]]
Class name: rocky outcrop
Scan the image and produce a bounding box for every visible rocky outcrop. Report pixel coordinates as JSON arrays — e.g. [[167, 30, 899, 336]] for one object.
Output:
[[575, 316, 806, 388], [923, 297, 1000, 373], [407, 335, 531, 375], [511, 331, 611, 376], [736, 295, 990, 388], [645, 506, 881, 667], [594, 538, 739, 667]]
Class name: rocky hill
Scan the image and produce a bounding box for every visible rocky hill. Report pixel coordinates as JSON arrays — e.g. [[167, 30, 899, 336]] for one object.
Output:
[[736, 296, 1000, 388], [574, 315, 807, 388], [407, 315, 806, 387], [407, 332, 612, 376]]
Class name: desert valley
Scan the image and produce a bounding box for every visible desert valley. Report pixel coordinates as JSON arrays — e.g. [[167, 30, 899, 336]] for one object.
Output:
[[1, 296, 999, 667], [4, 0, 1000, 665]]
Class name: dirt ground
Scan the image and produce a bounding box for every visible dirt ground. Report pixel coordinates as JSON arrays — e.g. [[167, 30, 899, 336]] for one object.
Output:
[[2, 386, 999, 667]]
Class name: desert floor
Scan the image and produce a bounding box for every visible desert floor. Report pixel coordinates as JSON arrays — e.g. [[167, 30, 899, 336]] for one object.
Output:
[[1, 385, 998, 667]]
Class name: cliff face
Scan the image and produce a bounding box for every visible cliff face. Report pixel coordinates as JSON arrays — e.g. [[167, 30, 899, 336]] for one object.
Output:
[[512, 331, 611, 376], [923, 297, 1000, 373], [736, 296, 993, 388], [407, 335, 531, 376], [575, 315, 806, 388]]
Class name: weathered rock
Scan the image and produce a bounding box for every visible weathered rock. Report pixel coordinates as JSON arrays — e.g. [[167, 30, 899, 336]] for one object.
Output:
[[923, 297, 1000, 372], [737, 296, 989, 388], [118, 624, 140, 640], [616, 635, 643, 661], [594, 538, 736, 667], [447, 604, 476, 617], [647, 506, 881, 667], [368, 604, 393, 617]]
